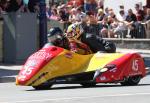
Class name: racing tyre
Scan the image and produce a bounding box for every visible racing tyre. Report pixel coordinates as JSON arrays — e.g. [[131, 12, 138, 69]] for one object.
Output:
[[80, 82, 96, 87], [33, 84, 53, 90], [121, 76, 141, 86]]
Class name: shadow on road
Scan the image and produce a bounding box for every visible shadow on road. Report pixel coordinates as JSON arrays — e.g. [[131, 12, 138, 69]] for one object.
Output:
[[26, 83, 150, 91], [144, 57, 150, 67]]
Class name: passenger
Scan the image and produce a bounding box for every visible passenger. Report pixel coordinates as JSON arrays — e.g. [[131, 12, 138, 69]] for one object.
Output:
[[81, 22, 116, 53], [66, 22, 116, 54], [66, 23, 92, 55]]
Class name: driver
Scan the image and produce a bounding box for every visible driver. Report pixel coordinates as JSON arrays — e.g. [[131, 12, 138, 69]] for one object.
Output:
[[46, 27, 91, 55], [46, 27, 69, 49]]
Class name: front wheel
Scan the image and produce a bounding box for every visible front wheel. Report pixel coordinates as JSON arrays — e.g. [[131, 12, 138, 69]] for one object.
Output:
[[33, 83, 53, 90], [121, 76, 141, 86]]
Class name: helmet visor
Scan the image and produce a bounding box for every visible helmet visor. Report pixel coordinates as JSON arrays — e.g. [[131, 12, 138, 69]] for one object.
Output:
[[48, 33, 63, 42]]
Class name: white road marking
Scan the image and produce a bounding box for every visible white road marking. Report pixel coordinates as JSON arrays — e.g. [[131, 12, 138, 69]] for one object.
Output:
[[2, 92, 150, 103]]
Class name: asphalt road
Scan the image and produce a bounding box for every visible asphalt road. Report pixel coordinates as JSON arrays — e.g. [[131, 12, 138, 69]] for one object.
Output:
[[0, 75, 150, 103], [143, 54, 150, 67]]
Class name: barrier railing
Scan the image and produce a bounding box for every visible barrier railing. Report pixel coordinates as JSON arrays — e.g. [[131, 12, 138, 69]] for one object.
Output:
[[2, 13, 38, 63], [142, 20, 150, 38]]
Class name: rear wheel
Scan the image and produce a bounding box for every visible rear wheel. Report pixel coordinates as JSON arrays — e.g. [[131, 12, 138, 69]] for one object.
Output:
[[121, 75, 141, 86], [80, 82, 96, 87], [33, 83, 53, 90]]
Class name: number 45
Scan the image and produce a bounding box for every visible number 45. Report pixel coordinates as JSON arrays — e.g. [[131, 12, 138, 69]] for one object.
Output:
[[132, 60, 139, 71]]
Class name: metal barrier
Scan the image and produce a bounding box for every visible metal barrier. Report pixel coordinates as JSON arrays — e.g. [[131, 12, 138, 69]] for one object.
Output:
[[3, 13, 38, 63], [0, 20, 3, 62], [134, 23, 146, 38], [118, 23, 146, 39], [142, 20, 150, 38]]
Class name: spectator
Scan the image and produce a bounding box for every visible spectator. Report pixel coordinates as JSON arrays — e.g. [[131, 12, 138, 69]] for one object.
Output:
[[135, 4, 145, 21], [143, 6, 147, 15], [22, 0, 29, 12], [118, 5, 127, 15], [99, 15, 117, 38], [104, 7, 109, 17], [58, 9, 68, 22], [100, 17, 110, 38], [32, 1, 39, 13], [90, 0, 97, 14], [46, 6, 51, 19], [84, 0, 91, 13], [125, 9, 137, 38], [50, 8, 59, 20], [97, 8, 105, 22], [125, 9, 137, 25], [63, 5, 70, 22], [0, 0, 8, 14], [69, 8, 77, 23], [81, 11, 100, 38], [84, 0, 97, 14], [109, 10, 116, 19], [113, 18, 127, 38], [116, 10, 127, 22], [6, 0, 24, 12], [116, 5, 127, 22], [144, 8, 150, 21], [76, 7, 86, 22], [106, 16, 116, 38], [96, 0, 104, 9], [114, 23, 127, 38], [28, 0, 38, 12], [85, 11, 97, 25]]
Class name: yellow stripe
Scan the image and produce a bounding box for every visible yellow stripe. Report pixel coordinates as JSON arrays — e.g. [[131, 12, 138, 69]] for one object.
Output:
[[86, 52, 125, 72]]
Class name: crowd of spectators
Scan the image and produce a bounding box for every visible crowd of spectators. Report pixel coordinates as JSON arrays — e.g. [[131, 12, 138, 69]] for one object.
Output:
[[0, 0, 150, 38], [46, 0, 150, 38]]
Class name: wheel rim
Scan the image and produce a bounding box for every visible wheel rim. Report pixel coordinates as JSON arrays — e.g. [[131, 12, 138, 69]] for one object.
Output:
[[131, 76, 141, 83]]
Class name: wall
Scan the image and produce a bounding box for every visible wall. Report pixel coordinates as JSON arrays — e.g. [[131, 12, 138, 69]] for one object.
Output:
[[105, 38, 150, 50]]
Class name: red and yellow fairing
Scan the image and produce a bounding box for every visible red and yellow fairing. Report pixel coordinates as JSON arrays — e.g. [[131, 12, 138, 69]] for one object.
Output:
[[16, 46, 146, 86], [95, 53, 146, 83]]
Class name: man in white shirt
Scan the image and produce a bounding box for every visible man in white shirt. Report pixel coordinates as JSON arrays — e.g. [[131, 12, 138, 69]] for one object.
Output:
[[76, 7, 86, 22]]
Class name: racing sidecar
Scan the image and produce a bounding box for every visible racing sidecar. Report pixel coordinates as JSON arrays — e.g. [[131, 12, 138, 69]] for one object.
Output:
[[16, 45, 146, 90]]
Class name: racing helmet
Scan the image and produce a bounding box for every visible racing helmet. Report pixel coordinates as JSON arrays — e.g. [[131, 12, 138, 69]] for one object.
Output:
[[66, 23, 84, 39], [47, 27, 63, 37], [47, 27, 66, 47]]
